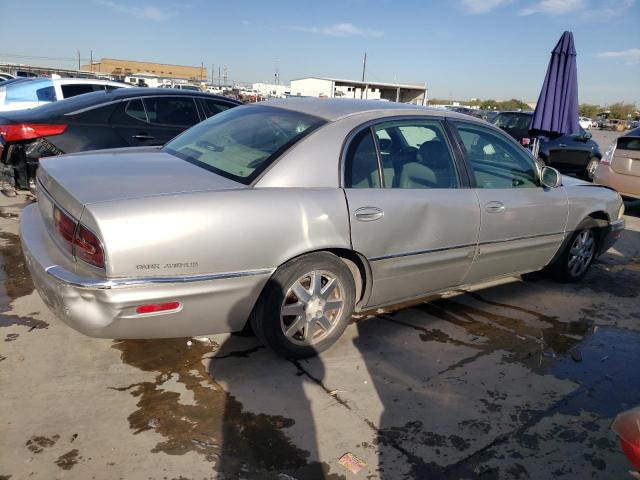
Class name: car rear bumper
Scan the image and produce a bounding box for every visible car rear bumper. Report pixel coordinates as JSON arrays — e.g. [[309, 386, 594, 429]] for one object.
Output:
[[594, 165, 640, 199], [20, 204, 272, 339], [599, 218, 625, 255]]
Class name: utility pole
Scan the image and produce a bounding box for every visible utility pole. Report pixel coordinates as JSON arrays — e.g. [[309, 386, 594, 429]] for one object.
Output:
[[218, 66, 221, 88], [77, 50, 81, 71], [274, 59, 280, 86], [360, 52, 367, 99], [223, 65, 227, 87], [90, 50, 93, 72]]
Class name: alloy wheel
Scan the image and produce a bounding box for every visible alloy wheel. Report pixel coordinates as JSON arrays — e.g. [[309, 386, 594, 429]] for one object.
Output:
[[568, 229, 595, 277], [280, 270, 345, 346]]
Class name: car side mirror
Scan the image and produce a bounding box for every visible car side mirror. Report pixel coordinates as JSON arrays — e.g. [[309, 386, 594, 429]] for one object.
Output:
[[541, 166, 561, 188]]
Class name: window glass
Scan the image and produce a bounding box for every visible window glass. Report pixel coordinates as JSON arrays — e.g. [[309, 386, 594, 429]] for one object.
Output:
[[345, 129, 380, 188], [2, 79, 56, 104], [164, 105, 325, 184], [125, 99, 147, 122], [61, 84, 97, 98], [374, 120, 458, 189], [144, 97, 199, 126], [201, 99, 233, 117], [455, 122, 538, 188]]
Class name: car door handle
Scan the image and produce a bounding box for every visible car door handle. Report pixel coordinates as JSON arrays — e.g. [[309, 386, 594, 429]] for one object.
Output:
[[132, 133, 155, 140], [355, 206, 384, 222], [558, 144, 567, 148], [485, 201, 505, 213]]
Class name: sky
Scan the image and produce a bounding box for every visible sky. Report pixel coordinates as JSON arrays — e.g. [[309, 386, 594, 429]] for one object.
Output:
[[0, 0, 639, 105]]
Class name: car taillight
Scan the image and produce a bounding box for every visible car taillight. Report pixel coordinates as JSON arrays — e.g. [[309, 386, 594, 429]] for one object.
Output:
[[52, 205, 105, 268], [0, 123, 67, 142], [74, 225, 105, 268], [53, 205, 76, 252], [601, 140, 617, 165]]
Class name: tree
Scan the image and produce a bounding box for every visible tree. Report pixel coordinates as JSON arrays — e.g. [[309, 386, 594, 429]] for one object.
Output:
[[609, 102, 637, 120], [498, 99, 532, 111], [579, 103, 601, 118]]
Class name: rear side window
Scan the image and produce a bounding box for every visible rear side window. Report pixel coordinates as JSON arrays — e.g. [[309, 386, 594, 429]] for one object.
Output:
[[164, 105, 325, 184], [125, 99, 147, 122], [201, 98, 233, 117], [3, 79, 57, 104], [345, 129, 380, 188], [144, 97, 199, 126], [618, 137, 640, 151]]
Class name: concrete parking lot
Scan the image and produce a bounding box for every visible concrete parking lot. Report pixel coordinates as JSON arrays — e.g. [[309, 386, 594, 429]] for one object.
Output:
[[1, 130, 639, 480]]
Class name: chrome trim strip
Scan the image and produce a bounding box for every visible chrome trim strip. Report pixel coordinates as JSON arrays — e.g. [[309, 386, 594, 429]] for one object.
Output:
[[370, 243, 476, 261], [369, 231, 566, 262], [478, 231, 565, 246], [45, 265, 275, 290]]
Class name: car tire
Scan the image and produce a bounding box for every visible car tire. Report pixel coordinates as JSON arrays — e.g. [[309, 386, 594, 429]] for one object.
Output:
[[545, 219, 599, 282], [250, 252, 355, 359], [586, 157, 599, 180]]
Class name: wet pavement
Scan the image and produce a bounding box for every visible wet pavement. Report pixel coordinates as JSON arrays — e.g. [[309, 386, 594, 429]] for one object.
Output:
[[1, 191, 639, 480]]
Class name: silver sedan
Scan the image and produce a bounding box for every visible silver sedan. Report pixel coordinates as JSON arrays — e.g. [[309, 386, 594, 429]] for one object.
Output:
[[20, 99, 625, 358]]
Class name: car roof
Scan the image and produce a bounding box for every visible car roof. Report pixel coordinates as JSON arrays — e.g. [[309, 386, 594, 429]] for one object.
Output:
[[624, 127, 640, 137], [262, 97, 468, 122], [0, 87, 240, 121]]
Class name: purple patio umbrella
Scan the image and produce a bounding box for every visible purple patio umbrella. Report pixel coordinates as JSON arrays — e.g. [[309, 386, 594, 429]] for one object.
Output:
[[530, 31, 580, 140]]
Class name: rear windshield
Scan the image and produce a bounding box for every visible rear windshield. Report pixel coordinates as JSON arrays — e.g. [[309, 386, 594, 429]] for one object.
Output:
[[163, 105, 325, 184], [618, 137, 640, 151], [492, 113, 531, 130], [1, 79, 57, 105]]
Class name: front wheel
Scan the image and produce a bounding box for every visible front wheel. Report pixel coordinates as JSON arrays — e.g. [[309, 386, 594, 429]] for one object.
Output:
[[546, 221, 598, 282], [250, 252, 355, 359]]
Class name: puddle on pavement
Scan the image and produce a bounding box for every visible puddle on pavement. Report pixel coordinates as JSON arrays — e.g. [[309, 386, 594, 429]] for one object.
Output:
[[0, 231, 34, 303], [55, 449, 81, 470], [112, 338, 344, 480], [0, 231, 47, 331]]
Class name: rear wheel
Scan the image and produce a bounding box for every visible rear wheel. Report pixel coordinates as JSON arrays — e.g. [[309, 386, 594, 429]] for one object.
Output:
[[546, 220, 598, 282], [250, 252, 355, 359], [586, 157, 599, 180]]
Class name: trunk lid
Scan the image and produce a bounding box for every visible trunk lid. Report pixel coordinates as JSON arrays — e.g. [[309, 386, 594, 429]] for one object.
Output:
[[37, 146, 245, 220], [612, 136, 640, 177]]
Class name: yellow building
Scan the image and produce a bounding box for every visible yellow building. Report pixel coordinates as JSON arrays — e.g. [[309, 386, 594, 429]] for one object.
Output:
[[82, 58, 206, 81]]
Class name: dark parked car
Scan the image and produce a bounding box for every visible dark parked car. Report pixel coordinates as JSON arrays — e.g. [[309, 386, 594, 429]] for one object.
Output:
[[0, 88, 241, 189], [492, 111, 601, 179]]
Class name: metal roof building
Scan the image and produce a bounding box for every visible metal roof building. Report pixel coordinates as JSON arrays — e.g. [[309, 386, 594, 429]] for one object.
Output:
[[290, 77, 428, 105]]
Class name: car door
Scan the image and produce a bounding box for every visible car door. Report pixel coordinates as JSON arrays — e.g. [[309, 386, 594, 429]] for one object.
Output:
[[452, 121, 568, 283], [142, 96, 202, 144], [110, 98, 158, 147], [343, 117, 481, 308], [549, 130, 590, 172]]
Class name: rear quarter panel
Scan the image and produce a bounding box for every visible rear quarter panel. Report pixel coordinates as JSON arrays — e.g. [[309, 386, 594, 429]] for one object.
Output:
[[81, 188, 351, 278]]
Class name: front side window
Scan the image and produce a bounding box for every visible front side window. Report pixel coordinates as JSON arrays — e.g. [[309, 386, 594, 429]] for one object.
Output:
[[201, 98, 233, 117], [455, 122, 538, 189], [61, 84, 97, 98], [374, 120, 459, 189], [144, 97, 199, 126], [164, 105, 325, 184]]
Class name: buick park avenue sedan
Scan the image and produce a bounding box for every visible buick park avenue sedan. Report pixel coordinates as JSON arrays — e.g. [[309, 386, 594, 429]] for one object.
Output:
[[20, 99, 625, 358]]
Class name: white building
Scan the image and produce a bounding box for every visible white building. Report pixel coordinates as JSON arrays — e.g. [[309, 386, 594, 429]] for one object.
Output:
[[290, 77, 428, 105], [252, 83, 290, 97]]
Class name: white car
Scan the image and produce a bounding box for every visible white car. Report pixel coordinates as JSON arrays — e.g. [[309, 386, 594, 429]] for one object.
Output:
[[579, 117, 593, 130], [0, 77, 128, 112]]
